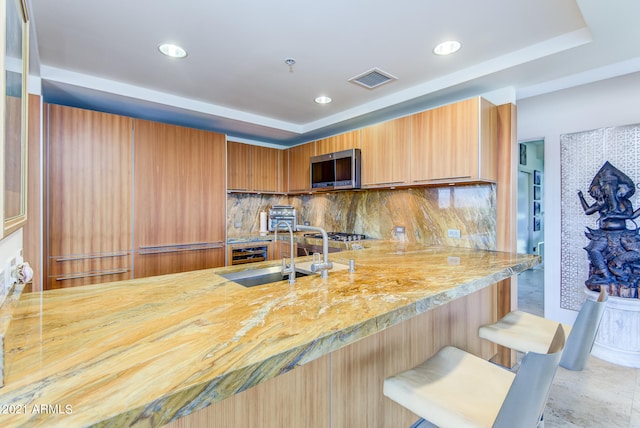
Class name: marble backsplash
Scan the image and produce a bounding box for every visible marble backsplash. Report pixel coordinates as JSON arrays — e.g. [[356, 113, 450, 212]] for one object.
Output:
[[227, 185, 496, 250]]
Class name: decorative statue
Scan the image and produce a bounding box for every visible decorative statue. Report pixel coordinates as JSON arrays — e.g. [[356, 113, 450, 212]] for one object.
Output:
[[578, 161, 640, 298]]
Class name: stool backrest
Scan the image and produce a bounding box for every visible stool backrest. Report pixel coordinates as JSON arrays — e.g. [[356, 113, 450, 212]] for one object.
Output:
[[493, 324, 565, 428], [560, 287, 608, 370]]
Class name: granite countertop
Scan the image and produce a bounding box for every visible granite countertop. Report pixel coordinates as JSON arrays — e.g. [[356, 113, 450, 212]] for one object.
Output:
[[0, 242, 539, 427]]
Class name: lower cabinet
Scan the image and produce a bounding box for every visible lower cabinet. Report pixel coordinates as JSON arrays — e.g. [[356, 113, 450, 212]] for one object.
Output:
[[135, 246, 225, 278], [47, 252, 133, 290]]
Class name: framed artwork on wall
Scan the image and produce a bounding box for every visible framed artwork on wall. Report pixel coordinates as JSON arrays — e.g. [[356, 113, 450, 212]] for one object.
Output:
[[533, 217, 541, 232], [533, 185, 541, 201], [519, 143, 527, 165], [534, 170, 541, 185], [534, 201, 540, 216]]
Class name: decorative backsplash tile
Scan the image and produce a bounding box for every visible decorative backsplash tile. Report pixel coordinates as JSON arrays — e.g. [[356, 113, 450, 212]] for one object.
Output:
[[227, 184, 496, 250]]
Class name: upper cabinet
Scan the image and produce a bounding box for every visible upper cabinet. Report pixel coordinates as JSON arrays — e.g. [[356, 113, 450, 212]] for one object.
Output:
[[315, 130, 360, 155], [2, 0, 29, 238], [284, 130, 360, 193], [228, 97, 498, 194], [410, 97, 497, 184], [227, 141, 251, 191], [227, 141, 284, 193], [287, 142, 315, 192], [361, 116, 411, 187]]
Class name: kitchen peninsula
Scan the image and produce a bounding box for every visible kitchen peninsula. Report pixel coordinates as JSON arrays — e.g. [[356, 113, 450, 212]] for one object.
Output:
[[0, 242, 538, 427]]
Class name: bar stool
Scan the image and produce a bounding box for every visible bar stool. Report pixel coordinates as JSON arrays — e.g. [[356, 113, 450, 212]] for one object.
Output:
[[479, 287, 607, 371], [383, 325, 565, 428]]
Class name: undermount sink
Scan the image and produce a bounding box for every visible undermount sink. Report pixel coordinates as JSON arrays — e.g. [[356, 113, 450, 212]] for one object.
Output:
[[220, 265, 310, 287], [220, 262, 351, 288]]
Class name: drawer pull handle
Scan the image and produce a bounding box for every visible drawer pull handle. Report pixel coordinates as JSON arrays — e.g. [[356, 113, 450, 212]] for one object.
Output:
[[56, 252, 129, 262], [138, 242, 224, 255], [412, 176, 472, 183], [368, 180, 405, 185], [55, 268, 130, 281]]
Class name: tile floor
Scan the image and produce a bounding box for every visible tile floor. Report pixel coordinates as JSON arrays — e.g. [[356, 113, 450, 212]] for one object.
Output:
[[517, 267, 640, 427]]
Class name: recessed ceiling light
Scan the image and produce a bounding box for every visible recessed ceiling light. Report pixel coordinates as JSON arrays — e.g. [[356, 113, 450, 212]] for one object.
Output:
[[158, 43, 187, 58], [315, 96, 332, 104], [433, 40, 461, 56]]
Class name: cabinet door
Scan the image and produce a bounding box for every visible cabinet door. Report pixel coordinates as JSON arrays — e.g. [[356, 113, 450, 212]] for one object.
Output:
[[361, 117, 411, 187], [251, 145, 281, 192], [47, 104, 133, 288], [287, 142, 315, 192], [136, 247, 225, 278], [315, 130, 360, 155], [133, 119, 226, 277], [228, 141, 251, 191], [411, 97, 480, 183]]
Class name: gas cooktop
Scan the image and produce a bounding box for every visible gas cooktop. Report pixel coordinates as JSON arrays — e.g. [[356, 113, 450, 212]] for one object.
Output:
[[303, 232, 367, 242]]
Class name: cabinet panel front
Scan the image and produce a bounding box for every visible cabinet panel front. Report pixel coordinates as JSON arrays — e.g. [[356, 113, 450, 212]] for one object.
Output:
[[133, 119, 226, 247], [47, 104, 133, 257]]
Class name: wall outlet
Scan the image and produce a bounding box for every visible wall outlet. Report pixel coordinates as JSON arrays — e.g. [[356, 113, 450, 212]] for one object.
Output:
[[447, 229, 461, 239]]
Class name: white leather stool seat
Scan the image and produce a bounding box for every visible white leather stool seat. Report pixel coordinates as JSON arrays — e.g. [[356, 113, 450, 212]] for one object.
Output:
[[479, 288, 607, 371], [384, 346, 515, 428], [479, 311, 572, 354]]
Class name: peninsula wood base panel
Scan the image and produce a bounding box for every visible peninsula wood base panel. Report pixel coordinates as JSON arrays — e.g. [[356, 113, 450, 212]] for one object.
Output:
[[163, 284, 497, 428]]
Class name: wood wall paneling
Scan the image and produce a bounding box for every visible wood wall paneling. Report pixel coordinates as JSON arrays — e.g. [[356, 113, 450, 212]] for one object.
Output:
[[165, 354, 331, 428], [494, 103, 519, 367]]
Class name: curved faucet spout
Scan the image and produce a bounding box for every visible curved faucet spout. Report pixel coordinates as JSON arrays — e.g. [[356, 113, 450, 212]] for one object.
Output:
[[274, 221, 296, 284], [296, 225, 333, 278]]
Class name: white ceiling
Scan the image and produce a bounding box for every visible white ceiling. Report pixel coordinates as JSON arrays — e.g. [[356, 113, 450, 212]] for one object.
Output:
[[27, 0, 640, 146]]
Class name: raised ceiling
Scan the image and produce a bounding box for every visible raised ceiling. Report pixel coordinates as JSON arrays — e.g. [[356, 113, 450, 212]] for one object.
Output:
[[28, 0, 640, 146]]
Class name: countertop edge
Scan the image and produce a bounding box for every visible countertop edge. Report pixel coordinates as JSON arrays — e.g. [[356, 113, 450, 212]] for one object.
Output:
[[122, 256, 537, 427]]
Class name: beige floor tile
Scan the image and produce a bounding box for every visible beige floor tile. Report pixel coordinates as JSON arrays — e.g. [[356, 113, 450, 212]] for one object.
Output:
[[518, 268, 640, 427]]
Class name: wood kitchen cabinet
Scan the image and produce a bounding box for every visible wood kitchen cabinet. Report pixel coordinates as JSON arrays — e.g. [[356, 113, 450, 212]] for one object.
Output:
[[46, 104, 134, 289], [133, 119, 226, 278], [252, 145, 283, 192], [227, 141, 251, 191], [410, 97, 497, 184], [46, 107, 228, 288], [228, 141, 284, 192], [315, 129, 360, 155], [287, 141, 315, 192], [360, 116, 411, 187]]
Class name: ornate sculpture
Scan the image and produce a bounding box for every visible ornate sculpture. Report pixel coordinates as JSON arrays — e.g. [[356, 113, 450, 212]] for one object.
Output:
[[578, 161, 640, 298]]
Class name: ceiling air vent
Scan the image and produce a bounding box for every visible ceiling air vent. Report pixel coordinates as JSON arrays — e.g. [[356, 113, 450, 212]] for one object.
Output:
[[349, 68, 397, 89]]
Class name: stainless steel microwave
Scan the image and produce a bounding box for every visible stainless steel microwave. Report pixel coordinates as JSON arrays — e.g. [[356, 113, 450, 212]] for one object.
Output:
[[310, 148, 361, 190]]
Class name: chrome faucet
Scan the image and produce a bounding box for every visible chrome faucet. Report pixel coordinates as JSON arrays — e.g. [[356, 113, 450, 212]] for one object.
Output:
[[296, 225, 333, 278], [274, 221, 296, 284]]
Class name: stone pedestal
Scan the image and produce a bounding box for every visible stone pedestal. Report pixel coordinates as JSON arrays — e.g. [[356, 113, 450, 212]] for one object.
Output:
[[586, 289, 640, 368]]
